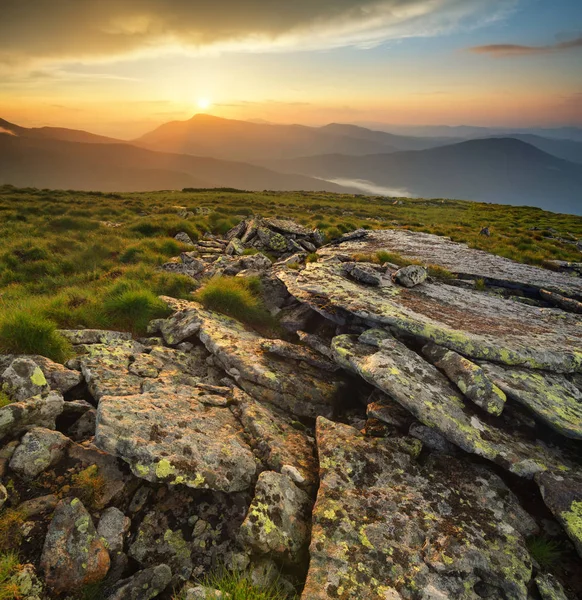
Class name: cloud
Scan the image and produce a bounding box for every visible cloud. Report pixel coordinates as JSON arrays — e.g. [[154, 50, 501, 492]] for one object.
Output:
[[469, 35, 582, 56], [0, 0, 516, 69]]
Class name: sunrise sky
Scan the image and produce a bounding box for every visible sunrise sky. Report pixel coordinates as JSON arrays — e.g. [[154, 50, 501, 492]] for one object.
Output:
[[1, 0, 581, 138]]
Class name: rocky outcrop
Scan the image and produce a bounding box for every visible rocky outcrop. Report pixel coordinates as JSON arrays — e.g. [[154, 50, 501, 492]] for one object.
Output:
[[40, 497, 110, 594], [96, 384, 257, 492], [303, 418, 533, 600]]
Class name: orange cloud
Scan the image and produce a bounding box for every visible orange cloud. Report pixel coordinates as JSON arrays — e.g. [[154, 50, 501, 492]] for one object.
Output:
[[469, 35, 582, 56]]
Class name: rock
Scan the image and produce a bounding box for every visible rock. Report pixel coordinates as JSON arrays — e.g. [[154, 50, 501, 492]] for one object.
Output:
[[18, 494, 59, 518], [106, 564, 173, 600], [68, 409, 97, 440], [366, 392, 416, 430], [423, 343, 506, 416], [158, 299, 344, 418], [186, 586, 227, 599], [256, 226, 289, 253], [95, 384, 257, 492], [40, 497, 110, 594], [175, 232, 195, 246], [260, 339, 339, 372], [59, 329, 132, 345], [409, 423, 456, 454], [128, 353, 164, 378], [225, 237, 245, 256], [316, 228, 582, 299], [233, 389, 317, 488], [276, 261, 582, 373], [535, 471, 582, 559], [535, 573, 570, 600], [97, 507, 131, 553], [296, 331, 333, 359], [78, 340, 144, 400], [240, 471, 311, 564], [342, 262, 382, 286], [0, 481, 7, 509], [540, 289, 582, 314], [393, 264, 428, 288], [9, 427, 70, 478], [302, 418, 533, 600], [278, 303, 317, 333], [27, 355, 82, 393], [331, 331, 581, 479], [160, 261, 205, 278], [0, 440, 18, 476], [480, 226, 491, 236], [1, 357, 50, 401], [129, 511, 192, 584], [0, 390, 64, 441], [480, 362, 582, 439]]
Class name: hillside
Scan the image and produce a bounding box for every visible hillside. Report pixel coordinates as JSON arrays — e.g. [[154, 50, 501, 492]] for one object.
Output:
[[0, 133, 351, 193], [262, 138, 582, 215], [0, 118, 124, 144], [135, 114, 399, 160]]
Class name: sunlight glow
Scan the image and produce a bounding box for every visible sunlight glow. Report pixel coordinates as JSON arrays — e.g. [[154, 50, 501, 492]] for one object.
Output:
[[197, 97, 212, 110]]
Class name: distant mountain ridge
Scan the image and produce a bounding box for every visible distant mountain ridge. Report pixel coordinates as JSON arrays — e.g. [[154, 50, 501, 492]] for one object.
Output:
[[261, 138, 582, 215]]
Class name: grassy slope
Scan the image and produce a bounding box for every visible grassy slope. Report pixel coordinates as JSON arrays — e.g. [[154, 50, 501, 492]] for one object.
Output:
[[0, 184, 581, 347]]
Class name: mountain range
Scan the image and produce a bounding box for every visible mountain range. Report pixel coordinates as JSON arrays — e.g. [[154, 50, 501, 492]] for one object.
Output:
[[1, 115, 581, 214]]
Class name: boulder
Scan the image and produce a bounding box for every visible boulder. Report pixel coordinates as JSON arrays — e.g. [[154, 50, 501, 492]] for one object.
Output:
[[225, 238, 245, 256], [9, 427, 70, 478], [97, 507, 131, 553], [240, 471, 311, 564], [95, 384, 257, 492], [302, 418, 533, 600], [423, 343, 506, 416], [535, 573, 570, 600], [342, 262, 382, 286], [0, 391, 64, 441], [480, 362, 582, 439], [106, 564, 172, 600], [276, 261, 582, 373], [175, 232, 195, 246], [129, 511, 192, 584], [27, 355, 82, 393], [393, 264, 427, 287], [316, 228, 582, 299], [1, 357, 50, 401], [59, 329, 132, 345], [40, 497, 110, 594]]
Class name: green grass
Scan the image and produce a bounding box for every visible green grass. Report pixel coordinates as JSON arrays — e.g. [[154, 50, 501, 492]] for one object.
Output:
[[174, 567, 295, 600], [0, 551, 22, 600], [0, 312, 72, 363], [195, 276, 273, 328], [0, 392, 12, 408], [0, 185, 580, 343], [526, 535, 566, 568]]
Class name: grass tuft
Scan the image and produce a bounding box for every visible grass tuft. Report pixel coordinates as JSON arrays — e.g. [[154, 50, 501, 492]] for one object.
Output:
[[0, 511, 25, 554], [0, 312, 72, 363], [0, 551, 22, 600], [526, 535, 566, 569]]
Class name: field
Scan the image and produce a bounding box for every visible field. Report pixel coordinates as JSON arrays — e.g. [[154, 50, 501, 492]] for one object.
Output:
[[1, 184, 581, 359]]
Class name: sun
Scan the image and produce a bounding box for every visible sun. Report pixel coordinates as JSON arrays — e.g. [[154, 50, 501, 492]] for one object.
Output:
[[197, 97, 212, 111]]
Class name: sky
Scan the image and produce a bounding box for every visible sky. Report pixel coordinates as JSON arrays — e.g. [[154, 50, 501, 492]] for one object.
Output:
[[1, 0, 581, 138]]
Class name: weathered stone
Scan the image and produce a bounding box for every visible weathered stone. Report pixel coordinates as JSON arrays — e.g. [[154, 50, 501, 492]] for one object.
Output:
[[175, 231, 195, 246], [0, 440, 18, 477], [277, 261, 582, 373], [409, 423, 456, 454], [342, 261, 382, 286], [9, 427, 70, 478], [423, 343, 506, 416], [129, 511, 192, 584], [297, 331, 333, 359], [161, 261, 205, 278], [186, 586, 227, 599], [1, 357, 49, 401], [256, 227, 289, 253], [240, 471, 311, 564], [59, 329, 132, 345], [68, 409, 97, 440], [40, 497, 110, 594], [18, 494, 59, 518], [128, 353, 164, 378], [303, 418, 533, 600], [535, 573, 570, 600], [278, 303, 317, 333], [480, 362, 582, 439], [27, 355, 82, 393], [97, 507, 131, 553], [331, 331, 580, 479], [158, 299, 344, 418], [233, 389, 317, 488], [0, 391, 64, 441], [540, 289, 582, 314], [106, 564, 173, 600], [0, 481, 6, 509], [226, 237, 245, 256], [260, 339, 339, 372], [393, 264, 428, 288], [535, 470, 582, 559], [95, 384, 256, 492], [78, 340, 143, 400], [317, 228, 582, 299]]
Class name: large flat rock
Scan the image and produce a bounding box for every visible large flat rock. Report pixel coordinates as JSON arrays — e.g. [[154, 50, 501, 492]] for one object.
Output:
[[158, 298, 345, 418], [95, 384, 257, 492], [319, 229, 582, 299], [277, 262, 582, 373], [302, 418, 533, 600]]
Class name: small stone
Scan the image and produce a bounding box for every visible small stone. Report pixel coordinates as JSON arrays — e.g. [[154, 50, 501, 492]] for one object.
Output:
[[9, 427, 70, 478], [175, 232, 195, 246], [392, 264, 427, 287], [97, 507, 131, 553], [281, 464, 306, 485], [1, 357, 49, 401], [536, 573, 569, 600], [0, 482, 7, 509], [41, 497, 110, 594], [18, 494, 59, 518], [106, 564, 172, 600]]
